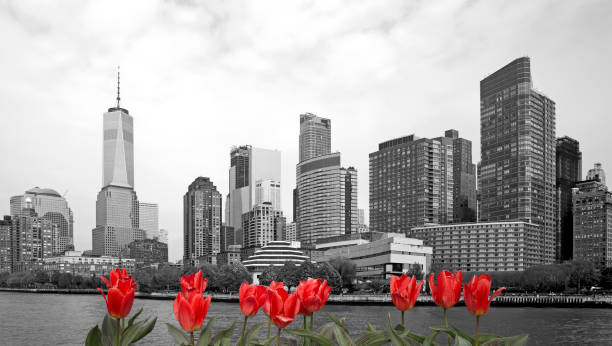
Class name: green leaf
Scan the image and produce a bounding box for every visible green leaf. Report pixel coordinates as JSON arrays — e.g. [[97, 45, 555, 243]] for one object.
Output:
[[196, 317, 217, 346], [285, 329, 334, 346], [404, 331, 426, 344], [367, 323, 378, 332], [85, 325, 103, 346], [129, 316, 157, 344], [454, 335, 472, 346], [166, 322, 190, 345], [355, 331, 389, 346], [332, 324, 353, 346], [423, 330, 440, 346], [478, 333, 502, 344], [211, 321, 236, 346], [317, 322, 335, 339], [101, 314, 117, 340], [386, 313, 405, 346], [451, 326, 475, 344], [128, 308, 143, 327], [238, 322, 266, 345]]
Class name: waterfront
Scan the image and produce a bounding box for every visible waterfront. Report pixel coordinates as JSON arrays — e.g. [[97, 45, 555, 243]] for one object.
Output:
[[1, 292, 612, 345]]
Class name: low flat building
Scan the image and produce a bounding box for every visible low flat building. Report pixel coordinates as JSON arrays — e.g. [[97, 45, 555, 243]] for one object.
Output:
[[409, 221, 547, 272], [120, 238, 168, 268], [314, 233, 432, 280], [242, 241, 309, 284], [43, 251, 135, 276]]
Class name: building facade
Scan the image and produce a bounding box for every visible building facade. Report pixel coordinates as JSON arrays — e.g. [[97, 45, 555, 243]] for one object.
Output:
[[314, 233, 433, 280], [43, 251, 135, 276], [217, 244, 242, 266], [242, 202, 285, 250], [10, 187, 74, 254], [369, 134, 455, 232], [285, 222, 297, 242], [299, 113, 331, 162], [443, 130, 477, 222], [409, 221, 546, 272], [0, 216, 12, 273], [120, 238, 168, 268], [572, 174, 612, 268], [296, 153, 358, 244], [226, 146, 281, 247], [138, 202, 159, 240], [478, 57, 556, 264], [183, 177, 222, 266], [556, 137, 582, 261]]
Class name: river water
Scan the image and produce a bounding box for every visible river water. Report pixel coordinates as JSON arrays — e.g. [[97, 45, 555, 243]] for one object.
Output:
[[1, 292, 611, 345]]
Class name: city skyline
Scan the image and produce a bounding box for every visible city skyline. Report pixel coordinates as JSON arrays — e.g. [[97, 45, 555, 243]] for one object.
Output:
[[1, 1, 611, 261]]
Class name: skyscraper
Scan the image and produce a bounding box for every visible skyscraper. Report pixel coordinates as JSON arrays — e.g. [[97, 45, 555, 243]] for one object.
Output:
[[254, 179, 281, 210], [556, 136, 582, 261], [299, 113, 331, 162], [226, 145, 281, 246], [138, 202, 159, 239], [10, 187, 74, 253], [443, 130, 477, 222], [92, 72, 144, 256], [573, 166, 612, 268], [478, 57, 556, 264], [296, 152, 358, 244], [183, 177, 222, 266], [369, 133, 455, 232], [241, 202, 285, 257], [0, 216, 12, 273]]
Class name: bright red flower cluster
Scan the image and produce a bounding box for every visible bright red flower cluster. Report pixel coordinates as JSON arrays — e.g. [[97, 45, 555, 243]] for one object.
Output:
[[173, 270, 212, 332]]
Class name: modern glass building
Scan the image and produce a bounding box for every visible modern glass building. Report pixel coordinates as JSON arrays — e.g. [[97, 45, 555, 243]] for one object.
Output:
[[296, 152, 358, 244], [479, 57, 556, 264], [573, 166, 612, 268], [10, 187, 74, 253], [183, 177, 222, 266], [556, 136, 582, 261], [443, 130, 477, 222], [138, 202, 159, 240], [92, 79, 146, 257], [299, 113, 331, 162]]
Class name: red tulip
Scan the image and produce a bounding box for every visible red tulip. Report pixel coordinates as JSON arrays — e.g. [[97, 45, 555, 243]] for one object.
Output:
[[263, 281, 287, 316], [97, 268, 137, 319], [463, 274, 505, 317], [239, 282, 267, 317], [428, 270, 463, 309], [173, 270, 212, 332], [267, 289, 301, 329], [296, 278, 332, 314], [390, 274, 423, 311]]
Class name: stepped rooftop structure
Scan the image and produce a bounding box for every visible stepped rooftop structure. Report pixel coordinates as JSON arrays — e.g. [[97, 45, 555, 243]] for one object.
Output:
[[242, 240, 309, 284]]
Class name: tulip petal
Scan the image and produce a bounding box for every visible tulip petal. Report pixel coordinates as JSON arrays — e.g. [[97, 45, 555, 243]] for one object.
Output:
[[107, 287, 125, 318], [489, 287, 506, 303]]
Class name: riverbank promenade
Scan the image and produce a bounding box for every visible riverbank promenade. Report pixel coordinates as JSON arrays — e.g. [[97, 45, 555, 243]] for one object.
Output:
[[2, 287, 611, 308]]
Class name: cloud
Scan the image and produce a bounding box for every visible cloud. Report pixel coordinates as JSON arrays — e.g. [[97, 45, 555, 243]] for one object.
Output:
[[0, 0, 610, 261]]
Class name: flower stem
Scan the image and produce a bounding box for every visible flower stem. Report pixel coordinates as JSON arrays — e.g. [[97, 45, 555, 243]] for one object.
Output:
[[116, 317, 120, 346], [240, 316, 248, 345], [309, 313, 314, 346], [401, 310, 405, 328], [302, 315, 307, 346], [276, 327, 281, 346], [190, 331, 194, 346], [475, 316, 480, 346], [267, 318, 271, 338], [444, 308, 450, 346]]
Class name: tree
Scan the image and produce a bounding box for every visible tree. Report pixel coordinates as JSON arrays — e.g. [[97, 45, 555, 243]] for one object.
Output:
[[316, 263, 342, 294], [258, 265, 280, 286], [217, 264, 251, 292], [367, 279, 388, 294], [278, 262, 300, 291], [568, 261, 600, 293], [600, 267, 612, 290], [34, 271, 49, 285], [329, 257, 357, 292]]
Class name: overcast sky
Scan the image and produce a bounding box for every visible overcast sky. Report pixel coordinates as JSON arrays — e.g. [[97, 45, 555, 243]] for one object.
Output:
[[1, 0, 611, 261]]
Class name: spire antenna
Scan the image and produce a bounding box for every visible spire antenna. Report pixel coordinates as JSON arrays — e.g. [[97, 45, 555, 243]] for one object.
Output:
[[116, 66, 121, 108]]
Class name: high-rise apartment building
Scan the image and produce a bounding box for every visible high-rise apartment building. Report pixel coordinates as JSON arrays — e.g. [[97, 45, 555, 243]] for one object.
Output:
[[587, 163, 606, 185], [369, 133, 456, 232], [296, 152, 358, 244], [183, 177, 222, 266], [92, 74, 146, 256], [138, 202, 159, 239], [478, 57, 556, 264], [226, 145, 281, 247], [299, 113, 331, 162], [10, 187, 74, 253], [573, 167, 612, 268], [10, 208, 55, 272], [556, 137, 582, 261], [242, 202, 285, 256], [285, 222, 297, 242], [0, 216, 12, 273]]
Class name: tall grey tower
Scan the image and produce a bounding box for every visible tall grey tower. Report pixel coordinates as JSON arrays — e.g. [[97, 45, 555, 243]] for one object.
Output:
[[299, 113, 331, 162], [479, 57, 556, 264], [92, 70, 144, 256], [184, 177, 222, 266]]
